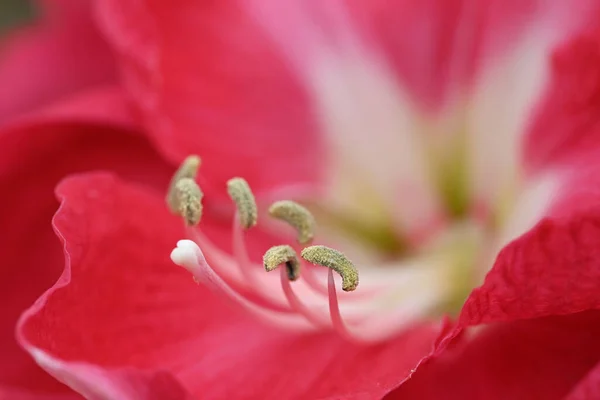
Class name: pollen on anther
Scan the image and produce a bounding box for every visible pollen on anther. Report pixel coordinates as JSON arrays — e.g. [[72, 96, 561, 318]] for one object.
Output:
[[227, 177, 257, 229], [174, 178, 203, 226], [166, 155, 201, 214], [263, 245, 301, 281], [300, 245, 359, 291], [269, 200, 316, 245]]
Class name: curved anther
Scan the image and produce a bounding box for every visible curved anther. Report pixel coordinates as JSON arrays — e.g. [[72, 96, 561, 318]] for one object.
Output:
[[173, 178, 203, 226], [268, 200, 316, 244], [300, 245, 359, 291], [263, 245, 301, 281], [227, 177, 257, 229], [166, 155, 201, 213]]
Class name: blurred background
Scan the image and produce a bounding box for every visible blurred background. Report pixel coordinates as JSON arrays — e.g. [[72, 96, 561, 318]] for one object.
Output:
[[0, 0, 34, 34]]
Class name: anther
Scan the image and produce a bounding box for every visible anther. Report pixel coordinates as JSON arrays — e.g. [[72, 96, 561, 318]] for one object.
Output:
[[268, 200, 316, 244], [227, 177, 257, 229], [174, 178, 203, 226], [263, 245, 301, 281], [166, 155, 201, 214], [300, 245, 359, 291]]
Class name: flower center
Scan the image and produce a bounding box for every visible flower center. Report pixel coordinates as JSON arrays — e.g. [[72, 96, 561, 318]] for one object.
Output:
[[165, 148, 517, 342], [298, 116, 520, 320], [308, 202, 407, 258]]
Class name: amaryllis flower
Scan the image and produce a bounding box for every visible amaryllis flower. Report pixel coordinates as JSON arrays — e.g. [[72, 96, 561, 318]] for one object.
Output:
[[4, 0, 600, 399]]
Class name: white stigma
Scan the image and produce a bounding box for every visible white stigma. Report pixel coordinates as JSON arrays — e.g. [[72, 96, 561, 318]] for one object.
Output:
[[170, 239, 207, 278]]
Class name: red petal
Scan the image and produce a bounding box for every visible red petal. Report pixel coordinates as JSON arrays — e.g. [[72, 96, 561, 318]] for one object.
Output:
[[18, 172, 447, 399], [389, 311, 600, 400], [0, 98, 171, 396], [0, 387, 79, 400], [96, 0, 323, 196], [460, 117, 600, 326], [0, 0, 116, 122], [567, 359, 600, 399], [391, 14, 600, 396], [6, 86, 137, 130], [525, 26, 600, 171], [460, 206, 600, 326]]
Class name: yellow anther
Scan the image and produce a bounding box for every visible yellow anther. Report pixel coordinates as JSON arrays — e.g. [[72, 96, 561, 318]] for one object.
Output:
[[300, 245, 359, 291], [174, 178, 203, 226], [263, 245, 301, 281], [268, 200, 316, 245], [166, 155, 201, 214], [227, 177, 257, 229]]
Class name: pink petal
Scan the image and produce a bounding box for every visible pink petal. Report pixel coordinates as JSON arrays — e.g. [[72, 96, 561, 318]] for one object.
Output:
[[350, 0, 597, 109], [389, 311, 600, 400], [96, 0, 570, 195], [0, 0, 116, 123], [457, 11, 600, 328], [18, 172, 448, 399], [0, 90, 171, 396]]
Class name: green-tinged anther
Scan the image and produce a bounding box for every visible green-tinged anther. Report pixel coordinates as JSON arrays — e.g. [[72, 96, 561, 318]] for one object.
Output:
[[166, 155, 201, 214], [269, 200, 316, 245], [263, 245, 301, 281], [174, 178, 203, 226], [227, 177, 257, 229], [300, 245, 359, 291]]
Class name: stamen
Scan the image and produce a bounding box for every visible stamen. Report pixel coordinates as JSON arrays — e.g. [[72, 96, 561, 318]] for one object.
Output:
[[327, 269, 353, 340], [263, 245, 301, 281], [268, 200, 316, 244], [227, 177, 257, 229], [232, 212, 260, 286], [298, 263, 330, 295], [170, 240, 314, 332], [279, 266, 330, 327], [166, 155, 201, 213], [300, 245, 359, 291], [173, 178, 203, 226], [192, 224, 300, 311]]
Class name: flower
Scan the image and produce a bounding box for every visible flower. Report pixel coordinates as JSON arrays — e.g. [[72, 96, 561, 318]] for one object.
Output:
[[4, 0, 600, 399]]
